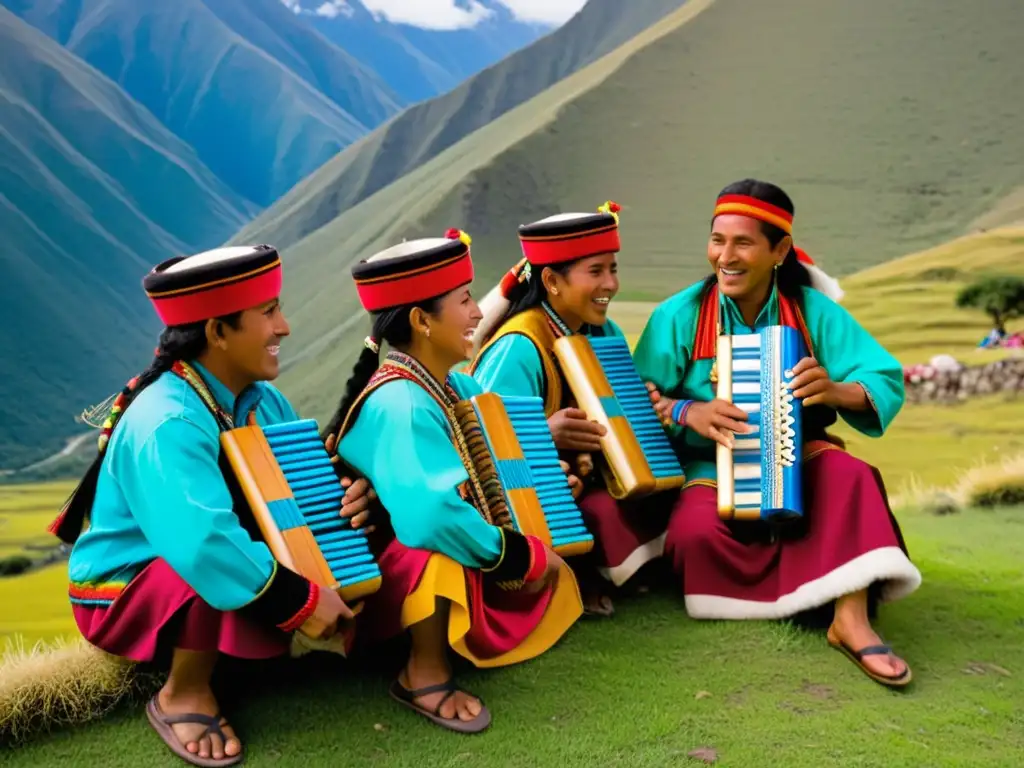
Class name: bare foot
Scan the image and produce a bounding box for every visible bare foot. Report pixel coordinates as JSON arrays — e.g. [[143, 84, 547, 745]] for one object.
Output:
[[157, 685, 241, 761], [402, 661, 481, 722], [828, 617, 908, 680]]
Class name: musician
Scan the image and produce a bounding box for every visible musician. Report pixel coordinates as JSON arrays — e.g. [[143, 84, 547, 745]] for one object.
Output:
[[325, 230, 583, 734], [635, 179, 922, 688], [467, 203, 666, 615], [50, 246, 366, 767]]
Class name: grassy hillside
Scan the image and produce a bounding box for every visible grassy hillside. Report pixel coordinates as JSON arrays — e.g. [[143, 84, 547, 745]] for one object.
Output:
[[1, 0, 398, 206], [0, 6, 262, 467], [231, 0, 689, 249], [263, 0, 1024, 428], [4, 504, 1023, 765]]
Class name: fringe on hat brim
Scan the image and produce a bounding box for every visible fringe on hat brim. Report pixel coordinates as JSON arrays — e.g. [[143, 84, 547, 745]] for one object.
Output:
[[470, 281, 511, 357], [803, 263, 844, 302]]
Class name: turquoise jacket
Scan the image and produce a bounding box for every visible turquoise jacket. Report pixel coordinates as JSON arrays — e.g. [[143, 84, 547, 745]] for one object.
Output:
[[336, 371, 505, 568], [68, 362, 307, 616], [632, 282, 905, 482]]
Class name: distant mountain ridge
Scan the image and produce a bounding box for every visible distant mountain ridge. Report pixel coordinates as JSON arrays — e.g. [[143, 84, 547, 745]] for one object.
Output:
[[232, 0, 689, 249], [0, 0, 556, 466], [253, 0, 1024, 435], [0, 4, 253, 466]]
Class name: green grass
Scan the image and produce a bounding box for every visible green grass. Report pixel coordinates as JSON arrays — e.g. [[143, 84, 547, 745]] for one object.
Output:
[[0, 483, 76, 646], [3, 506, 1022, 767]]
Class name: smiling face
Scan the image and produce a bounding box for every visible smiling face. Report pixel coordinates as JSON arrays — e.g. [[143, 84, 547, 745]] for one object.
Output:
[[414, 283, 483, 367], [545, 252, 619, 327], [707, 214, 791, 302], [213, 297, 290, 382]]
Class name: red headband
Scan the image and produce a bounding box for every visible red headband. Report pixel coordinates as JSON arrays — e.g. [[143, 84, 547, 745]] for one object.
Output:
[[713, 194, 793, 235], [353, 231, 474, 312], [147, 259, 282, 326]]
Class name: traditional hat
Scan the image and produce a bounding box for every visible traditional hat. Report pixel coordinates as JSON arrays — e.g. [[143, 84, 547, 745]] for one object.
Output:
[[144, 245, 283, 326], [516, 201, 621, 266], [712, 193, 843, 302], [352, 228, 474, 312], [471, 202, 621, 353]]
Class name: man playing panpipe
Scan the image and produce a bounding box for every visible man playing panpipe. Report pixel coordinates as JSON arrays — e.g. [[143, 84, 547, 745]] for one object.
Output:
[[323, 229, 583, 734], [635, 179, 921, 688], [467, 202, 668, 616], [49, 246, 368, 766]]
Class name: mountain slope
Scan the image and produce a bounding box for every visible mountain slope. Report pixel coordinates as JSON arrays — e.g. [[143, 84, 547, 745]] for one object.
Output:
[[263, 0, 1024, 425], [0, 6, 260, 466], [2, 0, 401, 205], [297, 0, 548, 104], [231, 0, 689, 249]]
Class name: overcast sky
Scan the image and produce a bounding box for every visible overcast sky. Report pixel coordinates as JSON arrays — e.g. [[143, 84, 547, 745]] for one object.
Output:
[[285, 1, 589, 28]]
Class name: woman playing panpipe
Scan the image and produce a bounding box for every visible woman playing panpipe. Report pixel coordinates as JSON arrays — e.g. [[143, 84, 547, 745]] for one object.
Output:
[[467, 203, 667, 615], [324, 230, 584, 734], [49, 246, 369, 767], [634, 179, 922, 688]]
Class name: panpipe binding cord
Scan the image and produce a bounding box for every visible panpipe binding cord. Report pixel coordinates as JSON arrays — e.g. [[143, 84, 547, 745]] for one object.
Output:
[[452, 401, 510, 528]]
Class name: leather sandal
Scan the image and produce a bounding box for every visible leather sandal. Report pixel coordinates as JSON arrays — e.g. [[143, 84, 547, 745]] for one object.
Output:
[[388, 677, 491, 733], [145, 695, 243, 767], [827, 627, 912, 689]]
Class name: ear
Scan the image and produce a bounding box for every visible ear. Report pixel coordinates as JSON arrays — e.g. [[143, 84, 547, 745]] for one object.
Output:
[[407, 306, 431, 338], [776, 234, 793, 265], [540, 266, 561, 294], [204, 318, 229, 350]]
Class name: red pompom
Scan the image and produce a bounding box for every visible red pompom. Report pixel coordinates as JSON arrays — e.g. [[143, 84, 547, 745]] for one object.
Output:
[[444, 228, 461, 240], [608, 201, 621, 213], [793, 246, 815, 266]]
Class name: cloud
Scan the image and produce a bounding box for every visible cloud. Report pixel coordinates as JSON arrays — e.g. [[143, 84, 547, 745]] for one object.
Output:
[[498, 0, 586, 25], [359, 1, 493, 30], [278, 0, 587, 30], [312, 1, 356, 18]]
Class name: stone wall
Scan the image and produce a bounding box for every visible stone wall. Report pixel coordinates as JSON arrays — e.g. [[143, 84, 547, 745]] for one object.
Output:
[[905, 356, 1024, 404]]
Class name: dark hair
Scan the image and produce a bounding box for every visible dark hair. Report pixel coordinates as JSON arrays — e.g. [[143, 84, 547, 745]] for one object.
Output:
[[50, 311, 242, 545], [477, 260, 576, 347], [704, 178, 811, 302], [322, 296, 444, 440], [116, 313, 243, 417]]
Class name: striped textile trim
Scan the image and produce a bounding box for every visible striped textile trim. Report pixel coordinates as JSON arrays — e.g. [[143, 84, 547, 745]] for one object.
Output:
[[69, 579, 130, 606]]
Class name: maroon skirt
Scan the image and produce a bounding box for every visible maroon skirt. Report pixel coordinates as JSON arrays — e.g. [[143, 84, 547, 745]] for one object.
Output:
[[355, 537, 583, 669], [662, 448, 921, 619], [577, 488, 668, 586], [72, 559, 290, 663]]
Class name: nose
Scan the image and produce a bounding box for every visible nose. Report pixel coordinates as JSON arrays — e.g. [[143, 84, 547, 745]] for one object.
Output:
[[275, 313, 291, 338], [469, 299, 483, 321], [603, 271, 620, 294]]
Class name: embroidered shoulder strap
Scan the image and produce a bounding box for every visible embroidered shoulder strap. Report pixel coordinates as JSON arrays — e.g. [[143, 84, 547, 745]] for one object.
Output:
[[332, 364, 425, 445], [339, 354, 498, 525], [171, 361, 235, 431], [692, 284, 814, 360], [468, 305, 563, 416]]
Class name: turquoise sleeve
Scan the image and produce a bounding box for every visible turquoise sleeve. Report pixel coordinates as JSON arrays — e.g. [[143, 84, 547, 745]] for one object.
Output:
[[472, 334, 546, 399], [114, 417, 278, 612], [803, 290, 905, 436], [337, 382, 504, 568]]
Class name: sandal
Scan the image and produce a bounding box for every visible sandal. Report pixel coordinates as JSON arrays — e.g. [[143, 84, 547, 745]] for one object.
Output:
[[145, 695, 244, 767], [826, 627, 913, 689], [583, 592, 615, 618], [388, 677, 492, 733]]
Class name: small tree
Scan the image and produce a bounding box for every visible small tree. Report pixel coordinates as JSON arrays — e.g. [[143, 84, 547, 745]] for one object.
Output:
[[955, 275, 1024, 333]]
